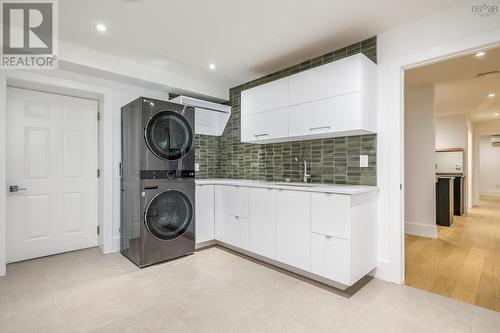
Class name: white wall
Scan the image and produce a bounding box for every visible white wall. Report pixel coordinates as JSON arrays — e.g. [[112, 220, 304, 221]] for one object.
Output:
[[376, 0, 500, 283], [479, 135, 500, 196], [473, 120, 500, 202], [404, 85, 437, 238], [434, 115, 472, 209]]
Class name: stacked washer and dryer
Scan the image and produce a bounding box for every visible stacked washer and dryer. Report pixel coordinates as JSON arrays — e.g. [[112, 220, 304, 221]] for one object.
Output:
[[120, 97, 195, 267]]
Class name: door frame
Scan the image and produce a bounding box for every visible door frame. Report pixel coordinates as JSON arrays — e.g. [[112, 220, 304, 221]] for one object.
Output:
[[390, 29, 500, 284], [0, 70, 114, 276]]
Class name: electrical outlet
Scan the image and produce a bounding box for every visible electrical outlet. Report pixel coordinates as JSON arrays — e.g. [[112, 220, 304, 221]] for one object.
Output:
[[195, 163, 200, 172], [360, 155, 368, 168]]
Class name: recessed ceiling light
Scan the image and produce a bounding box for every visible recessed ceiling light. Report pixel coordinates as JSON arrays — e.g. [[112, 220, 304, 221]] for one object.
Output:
[[488, 93, 496, 98], [494, 113, 499, 117], [96, 23, 107, 32], [209, 63, 216, 70], [475, 51, 486, 57]]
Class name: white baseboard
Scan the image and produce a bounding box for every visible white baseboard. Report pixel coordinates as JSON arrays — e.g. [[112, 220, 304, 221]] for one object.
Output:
[[373, 258, 392, 282], [405, 221, 437, 239], [480, 190, 500, 197], [112, 236, 121, 253]]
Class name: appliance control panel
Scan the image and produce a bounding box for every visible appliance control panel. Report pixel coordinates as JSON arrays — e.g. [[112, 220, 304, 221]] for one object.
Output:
[[140, 170, 195, 179]]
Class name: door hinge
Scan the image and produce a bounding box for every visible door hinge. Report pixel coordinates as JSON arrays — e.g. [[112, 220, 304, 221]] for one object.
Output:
[[97, 225, 100, 235], [97, 169, 101, 178], [400, 184, 403, 190], [97, 112, 101, 121]]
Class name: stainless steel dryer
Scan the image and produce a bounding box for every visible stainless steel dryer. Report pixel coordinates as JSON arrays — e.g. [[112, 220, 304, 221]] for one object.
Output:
[[121, 97, 195, 177], [121, 177, 195, 267]]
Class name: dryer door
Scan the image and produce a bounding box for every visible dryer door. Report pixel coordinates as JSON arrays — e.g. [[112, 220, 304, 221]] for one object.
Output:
[[145, 189, 193, 240], [145, 111, 193, 161]]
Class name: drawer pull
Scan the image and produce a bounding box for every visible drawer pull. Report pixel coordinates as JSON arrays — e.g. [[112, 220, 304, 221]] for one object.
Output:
[[309, 126, 331, 131]]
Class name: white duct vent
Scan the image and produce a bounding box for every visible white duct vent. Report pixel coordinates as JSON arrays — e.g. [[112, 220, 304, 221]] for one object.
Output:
[[491, 135, 500, 147], [170, 95, 231, 136]]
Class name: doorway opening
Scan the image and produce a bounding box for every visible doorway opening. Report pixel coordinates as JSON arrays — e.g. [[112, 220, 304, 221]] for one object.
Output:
[[403, 46, 500, 312], [5, 86, 100, 264]]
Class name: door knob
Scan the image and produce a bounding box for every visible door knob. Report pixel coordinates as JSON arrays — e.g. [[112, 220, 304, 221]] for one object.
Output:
[[9, 185, 26, 193]]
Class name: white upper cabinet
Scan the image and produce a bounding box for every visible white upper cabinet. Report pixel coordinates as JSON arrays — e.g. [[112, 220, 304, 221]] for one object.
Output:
[[288, 56, 361, 105], [241, 78, 289, 116], [288, 93, 361, 138], [241, 53, 376, 144], [240, 108, 289, 143]]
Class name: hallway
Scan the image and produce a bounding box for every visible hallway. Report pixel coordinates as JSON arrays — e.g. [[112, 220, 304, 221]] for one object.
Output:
[[405, 196, 500, 312]]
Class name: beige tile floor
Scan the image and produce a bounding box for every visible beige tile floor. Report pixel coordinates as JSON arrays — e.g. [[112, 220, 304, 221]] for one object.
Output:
[[0, 246, 499, 333]]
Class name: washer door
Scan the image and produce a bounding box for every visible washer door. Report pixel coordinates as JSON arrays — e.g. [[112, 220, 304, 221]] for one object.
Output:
[[145, 190, 193, 240], [145, 111, 193, 160]]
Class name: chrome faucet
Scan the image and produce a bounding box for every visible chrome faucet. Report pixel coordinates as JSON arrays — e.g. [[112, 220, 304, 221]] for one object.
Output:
[[303, 160, 311, 183]]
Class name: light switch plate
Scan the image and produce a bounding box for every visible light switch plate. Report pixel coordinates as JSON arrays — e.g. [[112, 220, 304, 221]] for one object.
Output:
[[195, 163, 200, 172], [360, 155, 368, 168]]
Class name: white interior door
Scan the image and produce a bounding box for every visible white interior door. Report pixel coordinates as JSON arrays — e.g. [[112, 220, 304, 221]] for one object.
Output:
[[6, 87, 98, 263]]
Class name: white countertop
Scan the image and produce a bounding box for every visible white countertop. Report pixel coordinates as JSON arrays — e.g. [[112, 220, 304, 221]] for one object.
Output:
[[195, 178, 378, 195]]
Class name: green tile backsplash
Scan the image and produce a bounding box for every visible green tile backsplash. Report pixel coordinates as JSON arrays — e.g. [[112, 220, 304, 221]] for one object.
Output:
[[194, 36, 377, 186]]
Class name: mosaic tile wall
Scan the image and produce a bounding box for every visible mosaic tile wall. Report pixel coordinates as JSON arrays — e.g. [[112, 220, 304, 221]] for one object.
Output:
[[195, 36, 377, 185]]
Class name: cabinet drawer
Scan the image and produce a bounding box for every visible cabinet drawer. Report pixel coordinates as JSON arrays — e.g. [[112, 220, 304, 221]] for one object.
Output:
[[241, 78, 289, 116], [311, 233, 351, 285], [311, 193, 351, 239], [288, 93, 361, 138], [241, 108, 289, 142]]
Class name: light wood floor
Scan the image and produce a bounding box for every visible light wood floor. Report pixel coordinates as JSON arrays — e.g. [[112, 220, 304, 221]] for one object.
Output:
[[405, 196, 500, 312]]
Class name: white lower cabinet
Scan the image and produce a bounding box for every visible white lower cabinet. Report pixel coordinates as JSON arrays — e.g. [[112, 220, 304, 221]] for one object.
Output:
[[195, 185, 215, 244], [248, 188, 277, 259], [215, 186, 249, 250], [311, 233, 351, 285], [211, 183, 377, 288], [276, 190, 311, 271]]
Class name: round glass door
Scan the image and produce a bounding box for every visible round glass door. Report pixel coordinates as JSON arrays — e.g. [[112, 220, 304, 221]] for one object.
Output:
[[145, 111, 193, 160], [145, 190, 193, 240]]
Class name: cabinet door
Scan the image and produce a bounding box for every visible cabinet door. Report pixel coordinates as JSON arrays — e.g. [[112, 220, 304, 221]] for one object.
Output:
[[214, 186, 248, 249], [288, 93, 361, 138], [289, 56, 361, 105], [276, 190, 311, 271], [195, 185, 215, 244], [214, 186, 232, 244], [311, 193, 351, 239], [311, 233, 352, 285], [241, 108, 289, 143], [227, 186, 249, 218], [248, 188, 277, 259], [241, 78, 289, 116]]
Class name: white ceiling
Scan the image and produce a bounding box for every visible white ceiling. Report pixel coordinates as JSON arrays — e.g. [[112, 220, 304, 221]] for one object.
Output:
[[59, 0, 466, 91], [406, 47, 500, 123]]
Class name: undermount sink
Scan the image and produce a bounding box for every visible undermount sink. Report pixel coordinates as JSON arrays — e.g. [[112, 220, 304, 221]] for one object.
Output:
[[275, 182, 317, 187]]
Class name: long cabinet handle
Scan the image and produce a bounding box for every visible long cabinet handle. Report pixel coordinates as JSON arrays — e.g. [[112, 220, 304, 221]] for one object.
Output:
[[254, 133, 270, 138], [309, 125, 331, 131]]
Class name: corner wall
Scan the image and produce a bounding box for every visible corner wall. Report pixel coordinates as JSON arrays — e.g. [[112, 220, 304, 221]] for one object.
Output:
[[404, 85, 437, 238]]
